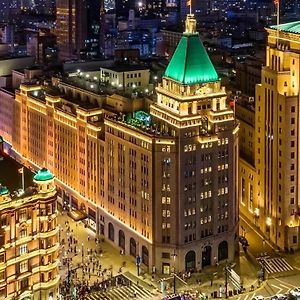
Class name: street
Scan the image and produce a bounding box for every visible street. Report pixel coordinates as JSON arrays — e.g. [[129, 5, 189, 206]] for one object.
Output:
[[233, 274, 300, 300]]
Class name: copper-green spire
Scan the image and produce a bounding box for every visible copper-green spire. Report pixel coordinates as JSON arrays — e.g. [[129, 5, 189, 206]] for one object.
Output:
[[164, 14, 219, 85]]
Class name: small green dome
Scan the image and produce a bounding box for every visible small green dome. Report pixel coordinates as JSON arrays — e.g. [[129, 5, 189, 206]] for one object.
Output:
[[0, 185, 9, 196], [34, 168, 54, 182]]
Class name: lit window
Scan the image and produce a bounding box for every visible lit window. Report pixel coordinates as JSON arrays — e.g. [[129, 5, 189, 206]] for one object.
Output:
[[19, 244, 27, 255]]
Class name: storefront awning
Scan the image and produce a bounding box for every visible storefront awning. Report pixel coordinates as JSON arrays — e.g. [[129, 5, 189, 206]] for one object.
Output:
[[68, 209, 87, 221]]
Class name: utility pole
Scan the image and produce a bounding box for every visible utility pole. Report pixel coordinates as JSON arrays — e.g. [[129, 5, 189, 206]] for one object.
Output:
[[225, 265, 228, 299]]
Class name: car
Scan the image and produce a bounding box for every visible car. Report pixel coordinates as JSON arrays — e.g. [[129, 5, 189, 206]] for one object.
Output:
[[239, 236, 249, 246], [271, 294, 288, 300], [252, 296, 264, 300], [290, 288, 300, 298]]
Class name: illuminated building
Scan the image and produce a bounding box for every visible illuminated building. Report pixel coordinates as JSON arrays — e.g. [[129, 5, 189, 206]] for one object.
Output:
[[55, 0, 101, 61], [0, 168, 59, 299], [100, 65, 150, 91], [239, 21, 300, 250], [0, 14, 238, 273]]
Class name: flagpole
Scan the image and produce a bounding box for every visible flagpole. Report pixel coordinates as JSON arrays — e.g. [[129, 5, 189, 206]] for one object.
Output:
[[190, 0, 192, 14], [276, 0, 280, 48]]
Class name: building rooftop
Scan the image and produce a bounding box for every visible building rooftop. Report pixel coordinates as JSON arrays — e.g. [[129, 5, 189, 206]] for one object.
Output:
[[103, 64, 149, 72], [270, 21, 300, 34], [164, 15, 219, 85]]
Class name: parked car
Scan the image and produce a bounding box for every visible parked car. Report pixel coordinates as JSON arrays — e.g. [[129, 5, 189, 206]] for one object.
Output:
[[271, 294, 288, 300], [290, 288, 300, 298], [252, 295, 264, 300]]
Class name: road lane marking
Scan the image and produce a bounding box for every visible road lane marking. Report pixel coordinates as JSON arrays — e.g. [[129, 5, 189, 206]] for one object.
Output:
[[244, 294, 249, 300], [279, 284, 290, 289], [272, 277, 297, 288], [271, 284, 282, 294]]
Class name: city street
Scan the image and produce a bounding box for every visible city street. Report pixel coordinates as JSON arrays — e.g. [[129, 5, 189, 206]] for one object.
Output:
[[2, 155, 300, 299], [233, 274, 300, 300]]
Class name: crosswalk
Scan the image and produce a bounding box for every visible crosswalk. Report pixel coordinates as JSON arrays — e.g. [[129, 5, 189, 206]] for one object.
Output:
[[258, 256, 293, 274], [86, 284, 154, 300]]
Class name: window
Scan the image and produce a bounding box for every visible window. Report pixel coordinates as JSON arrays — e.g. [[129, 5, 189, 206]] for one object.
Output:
[[291, 118, 295, 124], [19, 244, 27, 255], [291, 198, 295, 204], [20, 278, 28, 289], [291, 152, 295, 159], [20, 229, 27, 238], [291, 141, 295, 147], [20, 261, 28, 273], [19, 210, 27, 222], [293, 236, 297, 244], [291, 106, 295, 113]]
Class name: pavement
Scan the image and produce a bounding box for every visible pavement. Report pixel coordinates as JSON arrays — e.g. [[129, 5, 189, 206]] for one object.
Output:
[[57, 211, 262, 299]]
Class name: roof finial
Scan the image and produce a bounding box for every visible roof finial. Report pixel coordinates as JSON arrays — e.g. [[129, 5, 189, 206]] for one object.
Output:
[[187, 0, 192, 15], [185, 14, 197, 34]]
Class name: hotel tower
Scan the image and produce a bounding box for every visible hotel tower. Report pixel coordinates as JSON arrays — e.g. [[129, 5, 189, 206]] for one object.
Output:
[[0, 14, 238, 273]]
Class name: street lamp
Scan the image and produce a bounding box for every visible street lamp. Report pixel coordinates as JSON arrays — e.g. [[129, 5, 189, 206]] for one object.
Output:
[[81, 243, 84, 282], [171, 250, 177, 294]]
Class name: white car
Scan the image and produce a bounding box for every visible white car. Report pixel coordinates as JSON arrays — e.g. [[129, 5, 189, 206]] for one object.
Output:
[[252, 296, 264, 300], [290, 288, 300, 298]]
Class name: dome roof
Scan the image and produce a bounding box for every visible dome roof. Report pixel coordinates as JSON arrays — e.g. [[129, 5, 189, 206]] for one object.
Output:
[[33, 168, 54, 182], [0, 185, 9, 196]]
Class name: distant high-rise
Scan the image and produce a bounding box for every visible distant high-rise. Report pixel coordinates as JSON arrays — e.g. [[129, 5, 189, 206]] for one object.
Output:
[[239, 21, 300, 250], [55, 0, 101, 61]]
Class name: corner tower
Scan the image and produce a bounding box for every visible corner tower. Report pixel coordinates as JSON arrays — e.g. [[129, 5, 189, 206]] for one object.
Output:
[[150, 14, 239, 273]]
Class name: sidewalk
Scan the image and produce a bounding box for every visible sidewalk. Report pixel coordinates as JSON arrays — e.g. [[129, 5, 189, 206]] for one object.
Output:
[[57, 211, 261, 299], [58, 212, 160, 295]]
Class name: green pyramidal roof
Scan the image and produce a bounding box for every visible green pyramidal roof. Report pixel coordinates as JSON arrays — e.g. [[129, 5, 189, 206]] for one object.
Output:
[[34, 168, 54, 182], [164, 32, 219, 85], [270, 21, 300, 34]]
